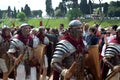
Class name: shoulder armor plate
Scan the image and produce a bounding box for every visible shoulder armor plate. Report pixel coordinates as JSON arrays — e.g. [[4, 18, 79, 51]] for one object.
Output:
[[57, 40, 76, 54]]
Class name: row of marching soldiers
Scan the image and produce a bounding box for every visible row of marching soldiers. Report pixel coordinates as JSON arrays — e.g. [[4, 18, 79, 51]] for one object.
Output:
[[0, 22, 61, 80], [49, 20, 120, 80], [0, 19, 120, 80]]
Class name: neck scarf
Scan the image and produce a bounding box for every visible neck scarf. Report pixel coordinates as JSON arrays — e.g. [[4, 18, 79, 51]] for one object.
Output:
[[37, 33, 45, 43], [16, 34, 33, 47], [61, 33, 84, 53], [4, 35, 11, 42], [110, 36, 120, 44]]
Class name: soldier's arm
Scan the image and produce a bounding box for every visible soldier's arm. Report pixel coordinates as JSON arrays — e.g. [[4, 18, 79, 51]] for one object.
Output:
[[7, 40, 17, 60], [52, 62, 63, 73], [103, 57, 114, 70], [51, 40, 77, 79], [103, 44, 116, 70]]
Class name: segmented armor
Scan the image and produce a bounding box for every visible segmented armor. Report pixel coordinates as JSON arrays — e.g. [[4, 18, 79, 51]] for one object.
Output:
[[52, 20, 94, 80], [8, 38, 33, 61], [7, 38, 34, 77], [104, 43, 120, 66], [52, 40, 76, 65], [51, 40, 89, 80]]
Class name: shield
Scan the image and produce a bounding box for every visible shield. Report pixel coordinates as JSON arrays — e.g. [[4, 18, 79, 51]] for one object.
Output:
[[0, 51, 14, 78], [33, 44, 46, 66], [85, 45, 101, 80], [33, 44, 46, 80]]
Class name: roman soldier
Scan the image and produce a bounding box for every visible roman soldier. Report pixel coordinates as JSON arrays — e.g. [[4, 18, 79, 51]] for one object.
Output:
[[7, 23, 33, 80], [103, 26, 120, 80], [51, 20, 92, 80], [0, 25, 11, 80], [36, 27, 49, 80]]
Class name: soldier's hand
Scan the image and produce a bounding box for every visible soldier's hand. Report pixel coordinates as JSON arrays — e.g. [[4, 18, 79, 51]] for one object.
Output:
[[61, 69, 72, 79], [113, 66, 120, 72], [14, 58, 19, 65], [65, 71, 72, 79]]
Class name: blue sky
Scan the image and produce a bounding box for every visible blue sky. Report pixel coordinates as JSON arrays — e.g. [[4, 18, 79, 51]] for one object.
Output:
[[0, 0, 117, 16]]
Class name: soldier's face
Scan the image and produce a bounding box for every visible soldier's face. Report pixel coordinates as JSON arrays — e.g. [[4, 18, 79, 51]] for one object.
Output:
[[21, 26, 31, 36], [71, 26, 83, 38], [77, 26, 83, 34], [5, 29, 11, 36], [117, 31, 120, 38]]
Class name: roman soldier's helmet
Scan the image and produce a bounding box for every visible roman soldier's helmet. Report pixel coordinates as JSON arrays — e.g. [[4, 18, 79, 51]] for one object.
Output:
[[116, 26, 120, 32], [1, 25, 11, 37], [19, 23, 30, 29], [2, 25, 10, 30], [69, 20, 82, 28], [68, 20, 82, 38], [2, 25, 10, 34], [116, 26, 120, 38], [18, 23, 31, 36]]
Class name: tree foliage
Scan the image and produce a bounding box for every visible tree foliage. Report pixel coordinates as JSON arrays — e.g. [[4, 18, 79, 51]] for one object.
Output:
[[32, 10, 42, 17], [7, 6, 12, 18], [17, 12, 26, 21], [0, 10, 2, 18], [21, 7, 24, 12], [46, 0, 54, 16], [62, 0, 79, 9], [103, 2, 109, 17], [66, 8, 82, 20], [0, 0, 120, 19], [108, 1, 120, 17], [72, 0, 78, 8], [24, 4, 31, 17], [88, 0, 93, 14], [80, 0, 89, 15], [54, 2, 67, 17], [13, 7, 17, 18], [54, 8, 62, 17]]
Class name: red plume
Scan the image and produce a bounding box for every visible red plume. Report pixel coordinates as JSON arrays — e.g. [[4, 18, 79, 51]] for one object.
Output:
[[40, 20, 43, 27]]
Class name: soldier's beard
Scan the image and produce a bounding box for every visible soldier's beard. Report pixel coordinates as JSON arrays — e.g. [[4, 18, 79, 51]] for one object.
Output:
[[21, 29, 29, 37], [71, 29, 82, 39]]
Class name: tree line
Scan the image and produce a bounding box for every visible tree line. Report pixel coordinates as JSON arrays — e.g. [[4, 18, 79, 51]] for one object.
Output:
[[0, 0, 120, 21], [47, 0, 120, 20], [0, 4, 42, 20]]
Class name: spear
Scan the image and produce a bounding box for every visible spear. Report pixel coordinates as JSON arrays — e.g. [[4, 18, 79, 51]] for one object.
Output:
[[45, 18, 50, 28], [6, 53, 25, 79]]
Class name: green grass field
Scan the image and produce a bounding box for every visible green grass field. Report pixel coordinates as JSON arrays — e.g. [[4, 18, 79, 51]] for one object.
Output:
[[81, 19, 120, 28], [0, 18, 120, 29]]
